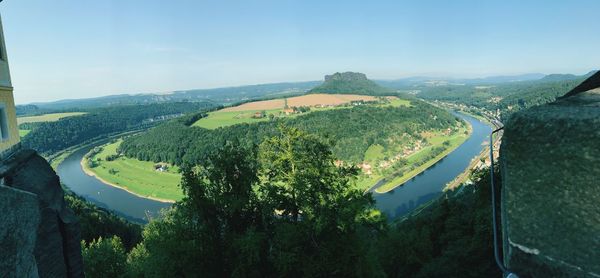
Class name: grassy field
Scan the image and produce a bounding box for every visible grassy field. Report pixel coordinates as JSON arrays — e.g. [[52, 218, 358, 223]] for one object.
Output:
[[19, 129, 30, 137], [363, 144, 385, 162], [17, 112, 86, 124], [194, 109, 279, 129], [83, 139, 183, 202], [194, 94, 409, 129], [371, 123, 471, 193], [384, 98, 411, 107]]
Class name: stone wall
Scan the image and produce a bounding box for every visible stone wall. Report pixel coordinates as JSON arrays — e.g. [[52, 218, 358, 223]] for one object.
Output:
[[500, 90, 600, 277], [0, 149, 84, 278]]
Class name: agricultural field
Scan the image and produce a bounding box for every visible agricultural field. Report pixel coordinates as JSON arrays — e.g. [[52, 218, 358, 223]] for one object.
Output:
[[17, 112, 87, 124], [194, 94, 408, 129], [83, 139, 183, 201]]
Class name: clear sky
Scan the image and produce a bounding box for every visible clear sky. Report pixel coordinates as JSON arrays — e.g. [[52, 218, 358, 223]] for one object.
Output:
[[2, 0, 600, 104]]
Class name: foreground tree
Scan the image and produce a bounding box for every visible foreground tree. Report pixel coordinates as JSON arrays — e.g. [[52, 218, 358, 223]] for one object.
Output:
[[81, 236, 127, 278], [259, 126, 386, 277], [128, 141, 270, 277], [125, 127, 386, 277]]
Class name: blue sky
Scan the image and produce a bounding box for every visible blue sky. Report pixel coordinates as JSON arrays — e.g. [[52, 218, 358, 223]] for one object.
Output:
[[2, 0, 600, 104]]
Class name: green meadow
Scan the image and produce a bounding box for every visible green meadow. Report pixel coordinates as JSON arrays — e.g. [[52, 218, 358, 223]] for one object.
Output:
[[83, 139, 183, 202], [193, 109, 280, 129]]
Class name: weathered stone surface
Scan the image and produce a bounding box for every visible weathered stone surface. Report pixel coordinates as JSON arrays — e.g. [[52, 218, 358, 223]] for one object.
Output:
[[0, 185, 40, 278], [1, 149, 84, 277], [500, 91, 600, 277]]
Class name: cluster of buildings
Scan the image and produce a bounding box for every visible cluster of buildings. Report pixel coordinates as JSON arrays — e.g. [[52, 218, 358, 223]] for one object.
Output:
[[142, 113, 185, 124]]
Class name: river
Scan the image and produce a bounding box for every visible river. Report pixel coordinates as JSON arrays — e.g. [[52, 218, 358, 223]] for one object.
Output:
[[57, 145, 172, 222], [373, 112, 492, 219], [56, 112, 491, 222]]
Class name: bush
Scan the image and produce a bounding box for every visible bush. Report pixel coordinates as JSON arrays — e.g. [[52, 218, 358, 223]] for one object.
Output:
[[82, 236, 127, 278]]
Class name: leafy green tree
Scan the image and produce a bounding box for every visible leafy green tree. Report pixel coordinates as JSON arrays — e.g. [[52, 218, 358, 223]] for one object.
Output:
[[125, 209, 209, 277], [82, 236, 127, 278], [128, 141, 271, 277], [258, 126, 386, 277]]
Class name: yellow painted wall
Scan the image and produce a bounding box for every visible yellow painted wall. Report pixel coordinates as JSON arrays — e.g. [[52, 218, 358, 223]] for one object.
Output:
[[0, 86, 20, 153]]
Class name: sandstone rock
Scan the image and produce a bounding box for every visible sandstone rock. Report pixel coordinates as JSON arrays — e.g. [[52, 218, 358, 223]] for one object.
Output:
[[0, 149, 84, 277], [500, 90, 600, 277], [0, 185, 40, 278]]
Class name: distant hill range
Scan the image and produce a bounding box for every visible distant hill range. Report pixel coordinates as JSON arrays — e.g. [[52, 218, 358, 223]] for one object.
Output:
[[378, 73, 548, 88], [539, 70, 597, 82], [379, 71, 598, 89], [309, 72, 395, 95], [25, 81, 320, 111], [17, 70, 598, 113]]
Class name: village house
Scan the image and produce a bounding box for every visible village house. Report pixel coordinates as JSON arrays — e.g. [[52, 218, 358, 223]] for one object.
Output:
[[154, 163, 169, 172], [283, 107, 295, 115], [252, 111, 266, 118], [358, 163, 372, 175]]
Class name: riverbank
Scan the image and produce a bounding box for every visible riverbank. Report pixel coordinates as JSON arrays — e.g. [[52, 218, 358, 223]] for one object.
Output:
[[80, 140, 181, 203], [443, 123, 501, 191], [57, 145, 173, 221], [47, 129, 149, 170], [80, 157, 176, 203], [372, 112, 492, 219], [371, 119, 472, 193]]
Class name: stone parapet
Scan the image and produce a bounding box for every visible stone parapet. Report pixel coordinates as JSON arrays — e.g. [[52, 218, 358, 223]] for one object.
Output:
[[500, 91, 600, 277]]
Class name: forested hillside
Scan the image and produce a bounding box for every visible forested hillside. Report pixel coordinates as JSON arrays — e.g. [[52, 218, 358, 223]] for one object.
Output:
[[118, 100, 458, 167], [415, 72, 595, 117], [22, 102, 215, 154], [378, 167, 500, 277]]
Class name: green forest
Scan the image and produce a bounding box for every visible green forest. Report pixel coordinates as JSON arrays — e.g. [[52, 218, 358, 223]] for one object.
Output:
[[79, 127, 500, 277], [119, 100, 459, 168]]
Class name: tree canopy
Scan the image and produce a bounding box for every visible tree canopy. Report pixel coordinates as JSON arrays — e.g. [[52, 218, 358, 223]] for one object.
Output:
[[81, 125, 501, 277]]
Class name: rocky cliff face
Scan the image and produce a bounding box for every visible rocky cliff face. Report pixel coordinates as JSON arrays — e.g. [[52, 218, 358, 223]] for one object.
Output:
[[500, 89, 600, 277], [310, 71, 393, 95], [0, 149, 84, 278], [324, 72, 368, 82]]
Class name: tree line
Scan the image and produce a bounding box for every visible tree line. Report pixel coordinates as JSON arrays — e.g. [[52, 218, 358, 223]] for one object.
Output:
[[21, 102, 215, 154]]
